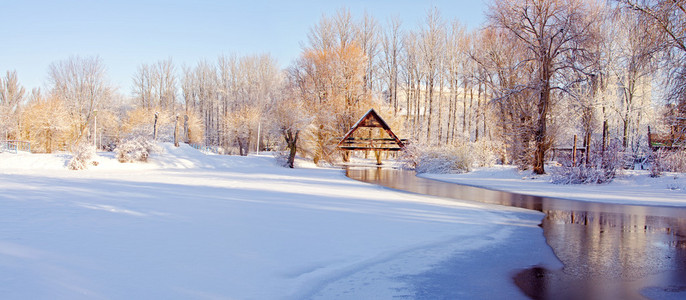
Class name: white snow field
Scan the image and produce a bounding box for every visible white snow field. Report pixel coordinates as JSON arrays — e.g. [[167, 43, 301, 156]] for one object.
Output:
[[421, 165, 686, 207], [0, 144, 559, 299]]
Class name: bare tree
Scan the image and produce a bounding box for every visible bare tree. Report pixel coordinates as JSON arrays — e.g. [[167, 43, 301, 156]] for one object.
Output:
[[610, 8, 660, 149], [273, 70, 311, 168], [190, 60, 219, 146], [380, 17, 403, 115], [472, 27, 537, 166], [488, 0, 601, 174], [419, 8, 445, 144], [295, 9, 371, 163], [357, 12, 379, 94], [180, 54, 281, 154], [617, 0, 686, 142], [21, 94, 71, 153], [132, 64, 153, 108], [0, 70, 26, 139], [132, 58, 177, 111], [48, 56, 112, 147], [155, 58, 177, 111], [401, 30, 424, 131], [445, 21, 467, 144]]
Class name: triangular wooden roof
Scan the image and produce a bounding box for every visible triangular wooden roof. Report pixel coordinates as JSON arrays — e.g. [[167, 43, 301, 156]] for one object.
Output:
[[337, 109, 405, 150]]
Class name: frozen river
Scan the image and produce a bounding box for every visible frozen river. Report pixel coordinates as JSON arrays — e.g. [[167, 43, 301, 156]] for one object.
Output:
[[346, 167, 686, 299]]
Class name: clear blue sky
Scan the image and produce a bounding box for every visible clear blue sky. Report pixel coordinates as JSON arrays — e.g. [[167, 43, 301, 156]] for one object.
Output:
[[1, 0, 487, 96]]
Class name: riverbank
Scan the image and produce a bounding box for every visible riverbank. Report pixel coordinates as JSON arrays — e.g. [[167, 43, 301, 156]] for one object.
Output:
[[420, 165, 686, 207], [0, 145, 558, 299]]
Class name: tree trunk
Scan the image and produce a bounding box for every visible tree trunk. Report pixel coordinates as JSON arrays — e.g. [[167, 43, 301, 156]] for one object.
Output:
[[622, 88, 633, 149], [451, 79, 458, 143], [622, 117, 629, 149], [174, 115, 179, 147], [475, 82, 482, 142], [483, 84, 488, 141], [602, 106, 608, 155], [427, 77, 434, 143], [437, 76, 443, 144], [446, 84, 454, 145], [183, 115, 189, 143], [284, 129, 299, 168], [533, 79, 550, 175], [462, 80, 468, 134], [153, 112, 159, 141], [237, 139, 244, 156]]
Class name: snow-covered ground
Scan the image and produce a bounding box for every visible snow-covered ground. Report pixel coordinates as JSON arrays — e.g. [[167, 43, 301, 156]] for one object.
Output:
[[420, 165, 686, 207], [0, 144, 560, 299]]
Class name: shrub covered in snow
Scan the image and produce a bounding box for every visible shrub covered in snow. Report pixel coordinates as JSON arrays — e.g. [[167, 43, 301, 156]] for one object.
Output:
[[551, 141, 624, 184], [273, 151, 291, 168], [551, 163, 615, 184], [650, 149, 686, 177], [114, 137, 162, 163], [67, 143, 96, 170], [402, 141, 496, 174], [471, 141, 498, 168]]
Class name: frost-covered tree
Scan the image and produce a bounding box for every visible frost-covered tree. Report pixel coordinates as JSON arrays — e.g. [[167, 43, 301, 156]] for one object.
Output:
[[380, 17, 403, 116], [0, 70, 25, 140], [444, 21, 467, 145], [294, 9, 372, 164], [271, 72, 311, 168], [418, 8, 446, 144], [180, 54, 281, 154], [48, 56, 113, 148], [21, 94, 71, 153], [472, 27, 537, 167], [609, 8, 659, 150], [183, 60, 219, 145], [132, 58, 177, 111], [487, 0, 602, 174], [357, 12, 379, 95], [617, 0, 686, 144]]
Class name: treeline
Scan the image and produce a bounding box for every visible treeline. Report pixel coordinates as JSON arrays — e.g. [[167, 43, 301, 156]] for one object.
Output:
[[1, 0, 684, 172]]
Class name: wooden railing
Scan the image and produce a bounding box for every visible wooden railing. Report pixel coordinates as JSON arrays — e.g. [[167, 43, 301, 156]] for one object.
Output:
[[337, 137, 408, 151]]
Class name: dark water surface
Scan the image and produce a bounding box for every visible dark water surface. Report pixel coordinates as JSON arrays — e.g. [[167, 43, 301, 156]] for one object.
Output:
[[345, 167, 686, 300]]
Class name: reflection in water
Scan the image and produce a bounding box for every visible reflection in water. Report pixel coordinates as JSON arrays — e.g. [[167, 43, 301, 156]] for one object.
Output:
[[346, 167, 686, 299]]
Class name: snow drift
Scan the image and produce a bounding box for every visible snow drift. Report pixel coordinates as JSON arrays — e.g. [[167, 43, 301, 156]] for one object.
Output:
[[0, 144, 558, 299]]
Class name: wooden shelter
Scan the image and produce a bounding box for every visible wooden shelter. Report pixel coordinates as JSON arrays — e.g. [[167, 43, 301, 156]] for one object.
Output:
[[337, 109, 406, 164]]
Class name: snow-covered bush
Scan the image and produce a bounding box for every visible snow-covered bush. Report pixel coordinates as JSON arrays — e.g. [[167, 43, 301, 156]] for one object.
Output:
[[471, 140, 498, 168], [551, 141, 624, 184], [67, 143, 96, 170], [114, 137, 161, 163], [417, 146, 473, 174], [401, 141, 496, 174], [651, 149, 686, 177], [551, 163, 615, 184]]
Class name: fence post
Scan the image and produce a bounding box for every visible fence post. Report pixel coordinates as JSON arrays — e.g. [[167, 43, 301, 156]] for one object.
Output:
[[585, 131, 591, 165]]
